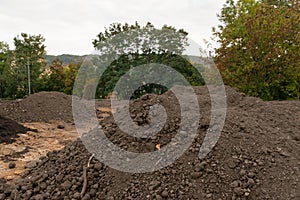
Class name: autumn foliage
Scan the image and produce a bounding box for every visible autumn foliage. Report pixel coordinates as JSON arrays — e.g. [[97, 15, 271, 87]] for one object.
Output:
[[214, 0, 300, 100]]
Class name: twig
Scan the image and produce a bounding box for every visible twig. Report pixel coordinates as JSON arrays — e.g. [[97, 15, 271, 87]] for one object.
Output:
[[81, 154, 94, 198]]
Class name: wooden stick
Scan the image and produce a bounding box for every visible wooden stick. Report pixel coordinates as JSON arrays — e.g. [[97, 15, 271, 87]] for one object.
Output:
[[81, 154, 94, 198]]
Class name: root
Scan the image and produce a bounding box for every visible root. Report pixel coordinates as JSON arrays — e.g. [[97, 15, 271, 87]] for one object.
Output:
[[81, 154, 94, 198]]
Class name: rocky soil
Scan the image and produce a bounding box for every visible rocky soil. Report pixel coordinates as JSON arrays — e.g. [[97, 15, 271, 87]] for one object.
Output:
[[0, 86, 299, 199]]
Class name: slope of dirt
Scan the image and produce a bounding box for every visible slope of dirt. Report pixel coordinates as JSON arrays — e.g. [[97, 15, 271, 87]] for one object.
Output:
[[0, 116, 31, 144], [0, 92, 73, 123], [1, 86, 300, 200]]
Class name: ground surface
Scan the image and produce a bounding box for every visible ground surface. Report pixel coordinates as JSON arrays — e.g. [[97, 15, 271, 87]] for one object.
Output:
[[0, 88, 299, 200], [0, 121, 78, 182]]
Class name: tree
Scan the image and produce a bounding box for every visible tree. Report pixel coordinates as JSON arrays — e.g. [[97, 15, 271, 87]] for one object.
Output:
[[40, 59, 79, 95], [213, 0, 300, 100], [93, 22, 189, 55], [12, 33, 46, 97], [91, 22, 204, 99], [0, 42, 12, 98]]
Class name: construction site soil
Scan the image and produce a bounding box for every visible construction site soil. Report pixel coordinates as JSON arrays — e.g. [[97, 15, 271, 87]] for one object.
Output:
[[0, 87, 299, 200]]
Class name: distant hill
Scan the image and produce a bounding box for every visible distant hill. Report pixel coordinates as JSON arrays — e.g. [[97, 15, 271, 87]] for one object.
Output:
[[44, 54, 87, 66]]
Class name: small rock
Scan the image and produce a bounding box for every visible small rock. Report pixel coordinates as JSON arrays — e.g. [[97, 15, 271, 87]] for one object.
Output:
[[155, 194, 163, 200], [92, 183, 99, 189], [161, 191, 169, 198], [149, 180, 161, 191], [228, 159, 239, 169], [32, 194, 44, 200], [197, 161, 207, 171], [258, 161, 264, 166], [25, 161, 37, 169], [73, 192, 81, 199], [247, 172, 256, 178], [230, 180, 241, 188], [233, 187, 244, 196], [61, 180, 72, 190], [239, 169, 246, 176], [247, 178, 255, 186], [279, 151, 290, 157], [206, 193, 213, 198], [191, 172, 201, 179], [8, 162, 16, 169], [82, 194, 91, 200], [57, 124, 65, 129], [245, 192, 250, 197], [0, 194, 5, 200]]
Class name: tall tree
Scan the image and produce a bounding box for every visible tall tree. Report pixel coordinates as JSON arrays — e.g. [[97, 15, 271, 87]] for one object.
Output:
[[13, 33, 46, 97], [213, 0, 300, 100], [0, 42, 12, 98], [90, 22, 203, 99], [93, 22, 189, 55]]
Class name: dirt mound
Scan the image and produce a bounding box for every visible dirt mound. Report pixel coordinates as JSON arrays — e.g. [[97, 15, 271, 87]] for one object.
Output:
[[0, 92, 73, 123], [1, 86, 300, 199], [0, 116, 30, 144]]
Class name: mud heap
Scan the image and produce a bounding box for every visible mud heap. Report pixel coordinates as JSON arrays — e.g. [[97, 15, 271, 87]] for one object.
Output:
[[0, 86, 299, 200], [0, 116, 30, 144], [0, 92, 73, 123]]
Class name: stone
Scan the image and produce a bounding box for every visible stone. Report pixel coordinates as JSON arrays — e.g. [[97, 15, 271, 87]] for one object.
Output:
[[191, 172, 201, 179], [161, 191, 169, 198], [57, 124, 65, 129], [233, 187, 244, 196], [8, 162, 16, 169]]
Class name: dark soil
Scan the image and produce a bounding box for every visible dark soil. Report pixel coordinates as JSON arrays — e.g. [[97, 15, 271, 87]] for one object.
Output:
[[0, 116, 31, 144], [0, 86, 300, 200], [0, 92, 111, 124], [0, 92, 73, 123]]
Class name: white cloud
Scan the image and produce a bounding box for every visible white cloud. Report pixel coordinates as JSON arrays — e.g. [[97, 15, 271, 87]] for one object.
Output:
[[0, 0, 226, 55]]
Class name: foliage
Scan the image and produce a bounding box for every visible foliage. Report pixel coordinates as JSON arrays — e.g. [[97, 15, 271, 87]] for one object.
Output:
[[40, 59, 79, 95], [213, 0, 300, 100], [96, 52, 204, 99], [93, 22, 189, 55], [92, 22, 204, 99], [0, 34, 80, 99], [12, 33, 47, 98], [0, 42, 12, 98]]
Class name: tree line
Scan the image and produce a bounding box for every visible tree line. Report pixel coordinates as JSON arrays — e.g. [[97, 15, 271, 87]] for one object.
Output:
[[1, 0, 299, 100], [0, 34, 80, 99], [0, 23, 204, 99]]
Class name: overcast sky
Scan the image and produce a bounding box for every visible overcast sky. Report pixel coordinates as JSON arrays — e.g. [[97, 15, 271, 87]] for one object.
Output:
[[1, 0, 225, 55]]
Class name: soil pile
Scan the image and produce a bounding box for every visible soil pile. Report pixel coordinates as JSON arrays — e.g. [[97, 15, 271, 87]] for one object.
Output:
[[0, 116, 30, 144], [0, 92, 73, 123], [1, 86, 300, 200]]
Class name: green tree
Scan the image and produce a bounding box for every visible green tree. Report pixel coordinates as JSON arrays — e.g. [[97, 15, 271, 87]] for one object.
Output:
[[93, 22, 189, 55], [12, 33, 46, 98], [41, 59, 66, 92], [91, 22, 204, 99], [63, 62, 79, 94], [40, 59, 79, 95], [213, 0, 300, 100], [0, 42, 12, 98]]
